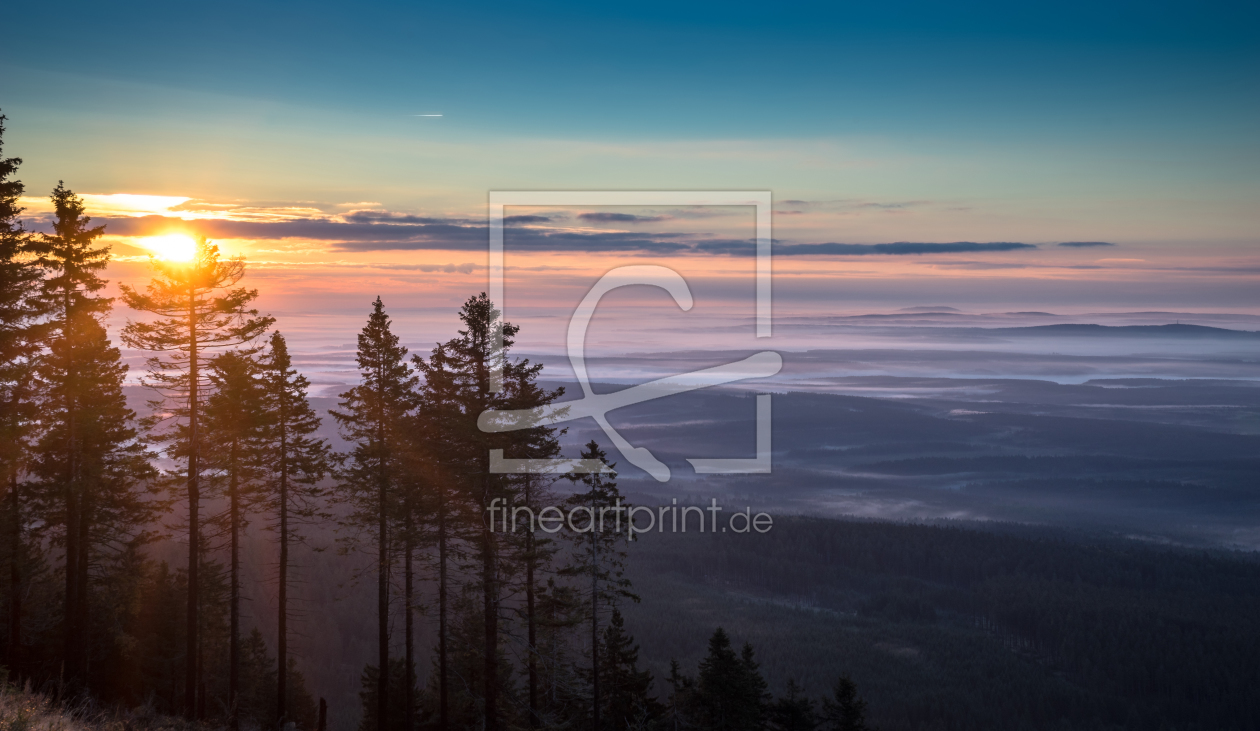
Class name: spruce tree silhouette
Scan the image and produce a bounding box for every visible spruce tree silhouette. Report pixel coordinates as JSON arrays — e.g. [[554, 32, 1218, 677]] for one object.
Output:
[[204, 350, 268, 731], [259, 331, 332, 728], [820, 676, 870, 731], [331, 297, 417, 731], [0, 112, 48, 675], [33, 183, 158, 688], [121, 237, 272, 717]]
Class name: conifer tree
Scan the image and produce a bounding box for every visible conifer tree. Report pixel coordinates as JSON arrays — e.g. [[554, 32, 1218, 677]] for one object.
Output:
[[425, 471, 455, 731], [597, 608, 659, 731], [91, 544, 154, 702], [416, 584, 520, 730], [561, 441, 636, 731], [0, 111, 45, 674], [401, 483, 429, 731], [259, 331, 332, 728], [358, 657, 421, 731], [409, 364, 472, 731], [332, 297, 417, 731], [740, 642, 771, 731], [664, 659, 697, 731], [31, 311, 160, 680], [30, 182, 108, 681], [125, 561, 186, 711], [415, 292, 563, 731], [0, 110, 42, 394], [0, 109, 41, 369], [511, 474, 564, 729], [237, 627, 320, 730], [239, 628, 280, 726], [697, 628, 768, 731], [282, 657, 321, 731], [769, 680, 818, 731], [394, 436, 433, 731], [819, 676, 869, 731], [535, 578, 585, 726], [698, 629, 740, 731], [121, 237, 273, 716], [204, 349, 268, 731], [30, 183, 158, 686], [196, 556, 233, 720]]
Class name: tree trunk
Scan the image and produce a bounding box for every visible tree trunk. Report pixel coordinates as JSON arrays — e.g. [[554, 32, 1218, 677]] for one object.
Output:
[[73, 489, 90, 681], [476, 334, 498, 731], [404, 516, 414, 731], [7, 469, 20, 675], [63, 480, 78, 678], [525, 479, 539, 729], [62, 295, 81, 683], [377, 452, 389, 731], [229, 450, 241, 731], [277, 417, 289, 727], [482, 474, 499, 731], [591, 512, 600, 731], [185, 286, 201, 719], [437, 483, 448, 731]]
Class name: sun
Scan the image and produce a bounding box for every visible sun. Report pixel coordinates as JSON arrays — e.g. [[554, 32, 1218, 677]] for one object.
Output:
[[141, 234, 197, 262]]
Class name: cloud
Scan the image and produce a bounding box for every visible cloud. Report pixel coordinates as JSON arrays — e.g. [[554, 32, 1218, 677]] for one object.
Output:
[[854, 201, 926, 209], [374, 262, 479, 273], [85, 212, 1044, 257], [576, 212, 669, 223], [342, 210, 475, 225], [503, 215, 552, 224], [929, 261, 1103, 270], [92, 214, 487, 246], [335, 225, 694, 254], [89, 214, 693, 253], [767, 198, 930, 211], [746, 241, 1037, 256], [1057, 241, 1116, 248], [168, 199, 241, 212]]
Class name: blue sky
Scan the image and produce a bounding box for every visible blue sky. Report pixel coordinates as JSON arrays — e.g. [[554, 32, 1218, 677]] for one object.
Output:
[[6, 0, 1256, 139], [1, 0, 1258, 317]]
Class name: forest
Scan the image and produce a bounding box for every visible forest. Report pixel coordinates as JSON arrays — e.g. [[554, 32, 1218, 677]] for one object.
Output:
[[622, 516, 1260, 731], [0, 112, 875, 731], [5, 105, 1260, 731]]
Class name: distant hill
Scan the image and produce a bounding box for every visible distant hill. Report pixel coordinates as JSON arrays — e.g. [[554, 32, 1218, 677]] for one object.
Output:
[[986, 323, 1258, 338], [847, 312, 967, 319]]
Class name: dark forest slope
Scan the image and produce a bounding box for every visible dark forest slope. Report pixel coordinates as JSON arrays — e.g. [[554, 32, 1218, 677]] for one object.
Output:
[[621, 517, 1260, 731]]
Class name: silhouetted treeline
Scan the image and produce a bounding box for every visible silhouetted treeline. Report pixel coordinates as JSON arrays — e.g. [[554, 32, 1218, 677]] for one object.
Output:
[[0, 111, 323, 729], [5, 111, 879, 731], [3, 109, 1255, 731]]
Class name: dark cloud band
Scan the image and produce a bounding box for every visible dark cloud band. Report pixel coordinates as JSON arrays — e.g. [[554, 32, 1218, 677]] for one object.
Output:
[[576, 212, 668, 223], [86, 214, 1049, 257]]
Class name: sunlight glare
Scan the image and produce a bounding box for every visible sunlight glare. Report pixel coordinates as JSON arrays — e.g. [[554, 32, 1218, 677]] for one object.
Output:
[[142, 234, 198, 262]]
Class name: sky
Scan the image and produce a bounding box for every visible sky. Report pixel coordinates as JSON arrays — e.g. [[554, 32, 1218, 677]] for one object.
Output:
[[2, 0, 1258, 357]]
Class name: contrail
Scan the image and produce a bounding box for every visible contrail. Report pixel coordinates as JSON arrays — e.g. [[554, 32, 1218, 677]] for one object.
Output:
[[413, 114, 443, 117]]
